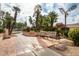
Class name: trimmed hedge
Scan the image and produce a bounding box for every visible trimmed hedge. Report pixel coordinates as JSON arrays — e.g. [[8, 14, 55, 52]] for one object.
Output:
[[68, 28, 79, 46]]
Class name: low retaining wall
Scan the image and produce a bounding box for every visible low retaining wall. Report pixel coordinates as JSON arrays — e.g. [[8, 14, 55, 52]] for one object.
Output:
[[23, 31, 57, 38]]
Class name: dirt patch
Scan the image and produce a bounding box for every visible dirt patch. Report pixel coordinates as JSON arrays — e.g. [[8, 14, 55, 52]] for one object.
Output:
[[0, 37, 16, 56]]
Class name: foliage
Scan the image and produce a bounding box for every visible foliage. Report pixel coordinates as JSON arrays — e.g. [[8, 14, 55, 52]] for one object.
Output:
[[55, 23, 65, 32], [0, 28, 4, 33], [15, 22, 26, 30], [5, 12, 13, 29], [55, 23, 69, 37], [2, 12, 14, 35], [55, 23, 65, 28], [0, 20, 2, 27], [9, 6, 20, 35], [33, 5, 58, 31], [23, 27, 31, 32], [62, 27, 69, 37], [29, 16, 33, 25], [0, 6, 20, 35], [33, 4, 42, 30], [48, 11, 58, 30], [39, 15, 51, 31], [0, 12, 14, 34], [68, 28, 79, 46]]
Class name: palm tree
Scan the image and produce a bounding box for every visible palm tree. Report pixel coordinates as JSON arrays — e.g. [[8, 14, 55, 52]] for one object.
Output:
[[33, 4, 42, 30], [9, 6, 20, 35], [59, 4, 77, 28], [48, 11, 58, 30]]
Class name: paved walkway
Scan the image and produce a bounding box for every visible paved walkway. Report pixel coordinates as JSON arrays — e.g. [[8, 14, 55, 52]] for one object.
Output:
[[16, 34, 61, 56], [16, 34, 43, 56], [0, 33, 61, 56], [0, 37, 16, 56]]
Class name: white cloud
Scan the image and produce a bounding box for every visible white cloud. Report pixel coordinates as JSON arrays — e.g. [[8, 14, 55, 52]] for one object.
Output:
[[19, 3, 38, 16], [1, 3, 79, 26], [74, 15, 79, 23]]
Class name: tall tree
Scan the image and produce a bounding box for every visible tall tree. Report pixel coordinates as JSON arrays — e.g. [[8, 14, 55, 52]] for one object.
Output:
[[5, 12, 13, 35], [59, 4, 77, 28], [41, 15, 51, 30], [9, 6, 20, 35], [28, 16, 33, 25], [0, 10, 5, 28], [48, 11, 58, 30], [2, 12, 14, 39], [33, 4, 42, 30], [24, 22, 27, 28], [15, 22, 25, 30]]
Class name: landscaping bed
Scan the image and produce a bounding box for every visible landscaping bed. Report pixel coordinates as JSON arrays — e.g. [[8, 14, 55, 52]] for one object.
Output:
[[49, 45, 79, 56], [23, 31, 56, 38], [23, 31, 79, 56], [42, 37, 79, 56]]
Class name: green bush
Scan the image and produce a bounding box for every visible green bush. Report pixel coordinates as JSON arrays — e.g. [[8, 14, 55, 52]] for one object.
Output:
[[0, 28, 4, 33], [43, 26, 51, 31], [23, 27, 30, 32], [55, 27, 69, 37], [61, 27, 69, 37], [68, 28, 79, 46], [55, 23, 69, 37], [30, 27, 39, 32], [43, 26, 56, 31]]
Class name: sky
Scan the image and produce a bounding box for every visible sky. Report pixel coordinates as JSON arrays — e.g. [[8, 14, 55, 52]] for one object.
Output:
[[0, 3, 79, 26]]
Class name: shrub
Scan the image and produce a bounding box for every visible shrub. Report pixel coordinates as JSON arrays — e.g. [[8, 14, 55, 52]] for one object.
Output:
[[0, 28, 4, 33], [55, 28, 61, 39], [55, 23, 69, 37], [56, 23, 65, 28], [51, 27, 57, 31], [68, 28, 79, 46], [23, 27, 31, 32], [43, 26, 56, 31], [43, 26, 51, 31], [31, 27, 39, 32], [61, 27, 69, 37]]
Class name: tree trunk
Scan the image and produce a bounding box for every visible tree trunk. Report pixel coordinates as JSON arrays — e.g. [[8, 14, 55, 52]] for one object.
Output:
[[3, 22, 11, 39], [65, 13, 67, 28], [36, 14, 39, 30], [9, 11, 17, 35], [3, 28, 10, 39], [9, 21, 16, 35], [50, 18, 53, 30]]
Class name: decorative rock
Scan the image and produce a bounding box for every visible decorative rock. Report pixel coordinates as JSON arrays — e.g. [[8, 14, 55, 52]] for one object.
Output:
[[59, 39, 74, 46], [54, 43, 67, 51]]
